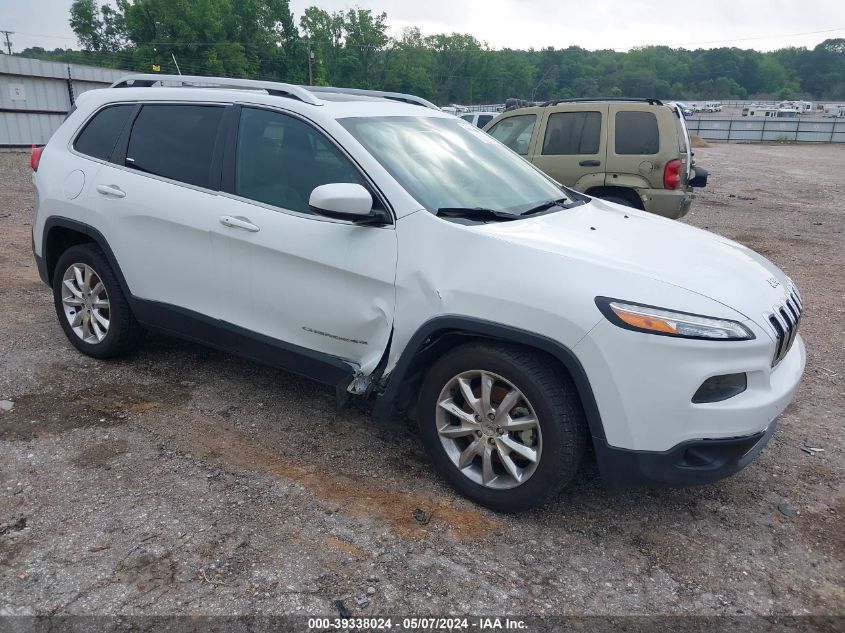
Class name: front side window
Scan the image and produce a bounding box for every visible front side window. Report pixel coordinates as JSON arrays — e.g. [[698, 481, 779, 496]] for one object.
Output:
[[73, 104, 135, 161], [126, 104, 224, 187], [234, 107, 367, 214], [614, 111, 659, 155], [340, 115, 566, 215], [542, 111, 601, 155], [487, 114, 537, 155]]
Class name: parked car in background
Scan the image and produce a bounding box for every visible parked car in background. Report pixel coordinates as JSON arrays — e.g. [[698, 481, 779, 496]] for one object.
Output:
[[670, 101, 694, 118], [704, 101, 722, 113], [460, 111, 500, 128], [779, 100, 812, 113], [31, 75, 802, 511], [822, 104, 845, 118], [484, 98, 705, 219], [441, 104, 468, 116]]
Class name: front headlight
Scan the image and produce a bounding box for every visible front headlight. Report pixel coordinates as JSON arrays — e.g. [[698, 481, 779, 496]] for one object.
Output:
[[595, 297, 754, 341]]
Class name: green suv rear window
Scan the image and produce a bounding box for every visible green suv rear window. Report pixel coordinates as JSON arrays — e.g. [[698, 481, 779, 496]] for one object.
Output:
[[615, 111, 659, 155]]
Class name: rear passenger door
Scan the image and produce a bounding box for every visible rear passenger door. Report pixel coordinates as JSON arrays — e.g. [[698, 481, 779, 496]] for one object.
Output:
[[88, 103, 226, 318], [530, 107, 607, 190]]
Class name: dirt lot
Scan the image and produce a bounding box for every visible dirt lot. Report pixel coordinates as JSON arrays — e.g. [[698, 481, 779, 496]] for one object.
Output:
[[0, 144, 843, 619]]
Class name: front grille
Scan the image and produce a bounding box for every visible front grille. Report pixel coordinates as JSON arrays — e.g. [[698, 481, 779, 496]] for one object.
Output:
[[768, 289, 802, 367]]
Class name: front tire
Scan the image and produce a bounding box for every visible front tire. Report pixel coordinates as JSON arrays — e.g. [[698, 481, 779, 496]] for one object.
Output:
[[418, 343, 587, 512], [52, 244, 144, 358]]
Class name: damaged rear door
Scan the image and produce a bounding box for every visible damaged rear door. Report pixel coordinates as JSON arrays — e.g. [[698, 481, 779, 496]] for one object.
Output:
[[211, 105, 397, 375]]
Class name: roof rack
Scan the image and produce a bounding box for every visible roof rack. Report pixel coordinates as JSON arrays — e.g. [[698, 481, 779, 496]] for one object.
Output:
[[110, 74, 440, 110], [306, 86, 439, 110], [541, 98, 665, 107], [110, 74, 323, 106]]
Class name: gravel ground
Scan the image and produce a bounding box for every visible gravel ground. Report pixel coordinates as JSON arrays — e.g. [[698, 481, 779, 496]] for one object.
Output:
[[0, 144, 843, 619]]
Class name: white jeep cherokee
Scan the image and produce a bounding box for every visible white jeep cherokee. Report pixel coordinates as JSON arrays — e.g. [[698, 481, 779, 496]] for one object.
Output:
[[31, 75, 805, 511]]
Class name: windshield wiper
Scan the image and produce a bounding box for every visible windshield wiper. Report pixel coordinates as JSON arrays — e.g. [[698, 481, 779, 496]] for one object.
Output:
[[436, 207, 519, 221], [520, 197, 569, 216]]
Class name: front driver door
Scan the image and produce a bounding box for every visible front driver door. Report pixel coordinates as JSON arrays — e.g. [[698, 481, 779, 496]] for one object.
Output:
[[211, 106, 397, 375]]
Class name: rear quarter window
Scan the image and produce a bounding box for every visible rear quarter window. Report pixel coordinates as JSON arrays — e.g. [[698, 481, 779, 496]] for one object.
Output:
[[73, 104, 135, 161], [614, 111, 659, 155]]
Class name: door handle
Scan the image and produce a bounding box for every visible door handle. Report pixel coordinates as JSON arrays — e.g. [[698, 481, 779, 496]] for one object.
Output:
[[96, 184, 126, 198], [579, 160, 601, 167], [219, 215, 260, 232]]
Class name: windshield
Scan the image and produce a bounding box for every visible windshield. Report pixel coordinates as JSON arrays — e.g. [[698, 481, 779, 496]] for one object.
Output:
[[339, 115, 567, 215]]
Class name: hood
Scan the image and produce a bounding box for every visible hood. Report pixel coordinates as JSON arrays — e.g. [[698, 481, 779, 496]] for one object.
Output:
[[477, 199, 797, 324]]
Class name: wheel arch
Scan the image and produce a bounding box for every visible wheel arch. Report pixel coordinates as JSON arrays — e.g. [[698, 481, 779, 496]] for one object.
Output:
[[42, 217, 132, 299], [372, 316, 606, 441], [584, 186, 644, 210]]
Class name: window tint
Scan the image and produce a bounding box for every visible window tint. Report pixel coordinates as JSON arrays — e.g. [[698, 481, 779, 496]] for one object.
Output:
[[477, 114, 494, 128], [542, 111, 601, 155], [487, 115, 537, 155], [235, 107, 367, 214], [614, 111, 659, 155], [126, 105, 224, 188], [73, 104, 134, 161]]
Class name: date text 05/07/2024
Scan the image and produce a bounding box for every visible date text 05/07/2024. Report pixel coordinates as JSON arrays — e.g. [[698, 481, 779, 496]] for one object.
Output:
[[306, 617, 529, 630]]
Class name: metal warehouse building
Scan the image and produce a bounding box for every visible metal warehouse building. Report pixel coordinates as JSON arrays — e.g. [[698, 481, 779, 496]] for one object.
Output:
[[0, 55, 125, 148]]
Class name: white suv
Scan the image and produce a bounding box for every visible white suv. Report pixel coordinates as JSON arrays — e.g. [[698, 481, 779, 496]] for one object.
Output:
[[31, 75, 805, 511]]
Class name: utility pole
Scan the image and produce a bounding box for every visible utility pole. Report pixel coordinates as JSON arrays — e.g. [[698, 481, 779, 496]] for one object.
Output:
[[0, 31, 14, 55], [307, 39, 314, 86]]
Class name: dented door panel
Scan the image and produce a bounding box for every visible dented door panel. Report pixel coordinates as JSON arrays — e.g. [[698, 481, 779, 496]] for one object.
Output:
[[212, 196, 397, 374]]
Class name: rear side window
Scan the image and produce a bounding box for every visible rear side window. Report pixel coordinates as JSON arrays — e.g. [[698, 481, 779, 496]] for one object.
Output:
[[542, 111, 601, 155], [73, 105, 134, 161], [487, 115, 537, 155], [477, 114, 494, 128], [125, 105, 224, 188], [615, 111, 659, 155]]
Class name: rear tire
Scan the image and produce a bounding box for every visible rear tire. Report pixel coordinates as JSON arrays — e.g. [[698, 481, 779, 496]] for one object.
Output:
[[417, 342, 587, 512], [52, 244, 144, 359]]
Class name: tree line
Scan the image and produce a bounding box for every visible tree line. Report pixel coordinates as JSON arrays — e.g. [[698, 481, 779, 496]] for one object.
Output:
[[14, 0, 845, 104]]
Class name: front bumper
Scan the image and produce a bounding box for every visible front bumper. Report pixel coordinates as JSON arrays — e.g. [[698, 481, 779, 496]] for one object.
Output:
[[575, 317, 805, 453], [639, 188, 692, 219], [594, 417, 778, 488]]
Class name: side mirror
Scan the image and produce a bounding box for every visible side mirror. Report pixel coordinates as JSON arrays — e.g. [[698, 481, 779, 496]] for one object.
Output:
[[309, 183, 374, 220]]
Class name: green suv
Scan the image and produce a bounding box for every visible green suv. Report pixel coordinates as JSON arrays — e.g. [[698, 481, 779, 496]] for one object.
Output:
[[484, 99, 705, 219]]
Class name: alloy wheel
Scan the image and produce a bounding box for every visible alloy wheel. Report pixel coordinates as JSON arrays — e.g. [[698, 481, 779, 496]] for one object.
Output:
[[435, 370, 542, 489], [61, 263, 111, 344]]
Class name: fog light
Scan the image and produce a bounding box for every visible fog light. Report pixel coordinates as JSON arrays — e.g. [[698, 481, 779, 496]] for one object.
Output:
[[692, 373, 747, 404]]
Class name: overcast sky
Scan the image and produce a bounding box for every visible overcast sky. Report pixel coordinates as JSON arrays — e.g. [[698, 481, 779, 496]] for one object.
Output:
[[3, 0, 844, 53]]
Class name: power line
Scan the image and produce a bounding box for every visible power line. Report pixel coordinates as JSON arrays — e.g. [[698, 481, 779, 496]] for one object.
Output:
[[605, 26, 845, 52], [664, 25, 845, 49]]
